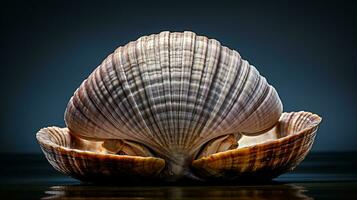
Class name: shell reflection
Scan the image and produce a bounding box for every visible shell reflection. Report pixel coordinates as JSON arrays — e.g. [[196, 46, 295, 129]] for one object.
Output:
[[42, 184, 312, 200]]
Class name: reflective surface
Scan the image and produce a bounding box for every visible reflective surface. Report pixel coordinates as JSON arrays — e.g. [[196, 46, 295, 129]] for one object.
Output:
[[1, 153, 356, 199]]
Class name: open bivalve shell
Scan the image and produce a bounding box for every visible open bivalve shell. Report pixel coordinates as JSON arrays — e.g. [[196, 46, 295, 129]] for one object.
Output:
[[36, 31, 321, 182]]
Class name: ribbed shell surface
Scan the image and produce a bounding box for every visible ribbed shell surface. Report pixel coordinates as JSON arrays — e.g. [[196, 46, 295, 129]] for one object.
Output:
[[64, 31, 283, 160]]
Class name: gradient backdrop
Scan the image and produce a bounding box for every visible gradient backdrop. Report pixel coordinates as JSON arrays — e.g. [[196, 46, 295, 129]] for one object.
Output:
[[1, 0, 356, 153]]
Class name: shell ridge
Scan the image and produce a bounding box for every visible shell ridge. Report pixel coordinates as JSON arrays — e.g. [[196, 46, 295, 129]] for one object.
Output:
[[188, 39, 222, 152], [219, 60, 251, 133], [183, 36, 208, 150], [205, 50, 244, 134], [136, 35, 168, 147], [282, 111, 295, 134], [179, 31, 196, 147], [236, 69, 282, 134], [169, 32, 184, 148], [190, 43, 224, 143], [121, 46, 157, 139], [234, 66, 263, 129], [219, 63, 262, 133], [195, 46, 230, 137], [281, 112, 313, 167], [123, 40, 160, 141], [96, 57, 145, 138], [68, 81, 118, 138], [177, 32, 185, 146], [176, 32, 187, 147], [157, 31, 175, 147], [180, 32, 196, 148], [114, 44, 167, 150], [242, 86, 282, 132], [280, 112, 296, 165], [218, 59, 251, 132], [66, 55, 143, 140], [184, 37, 215, 151], [165, 32, 175, 145], [65, 98, 98, 138], [103, 53, 152, 140], [149, 33, 171, 144], [199, 47, 239, 136], [234, 76, 271, 131], [87, 67, 130, 137], [294, 111, 310, 133], [95, 51, 148, 140], [155, 32, 171, 146], [165, 34, 187, 146], [209, 51, 245, 133], [186, 39, 221, 151]]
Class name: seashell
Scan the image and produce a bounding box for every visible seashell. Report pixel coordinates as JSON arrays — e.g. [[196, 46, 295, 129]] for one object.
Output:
[[36, 31, 321, 182]]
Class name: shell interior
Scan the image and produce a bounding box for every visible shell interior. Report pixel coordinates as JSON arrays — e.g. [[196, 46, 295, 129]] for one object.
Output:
[[37, 111, 321, 181]]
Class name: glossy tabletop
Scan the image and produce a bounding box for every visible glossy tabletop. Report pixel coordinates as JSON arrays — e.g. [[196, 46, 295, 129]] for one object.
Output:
[[0, 153, 356, 199]]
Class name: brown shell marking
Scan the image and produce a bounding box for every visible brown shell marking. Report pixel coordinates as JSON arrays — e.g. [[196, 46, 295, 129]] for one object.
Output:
[[191, 111, 321, 180]]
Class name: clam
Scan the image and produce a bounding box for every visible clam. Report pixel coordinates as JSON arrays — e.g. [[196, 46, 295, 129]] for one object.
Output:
[[36, 31, 321, 182]]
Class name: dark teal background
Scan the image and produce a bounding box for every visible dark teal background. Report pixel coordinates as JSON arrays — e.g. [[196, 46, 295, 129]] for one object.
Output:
[[1, 0, 356, 153]]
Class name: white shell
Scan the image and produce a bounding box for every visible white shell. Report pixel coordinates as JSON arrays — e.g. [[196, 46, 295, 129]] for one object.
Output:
[[64, 31, 283, 173]]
